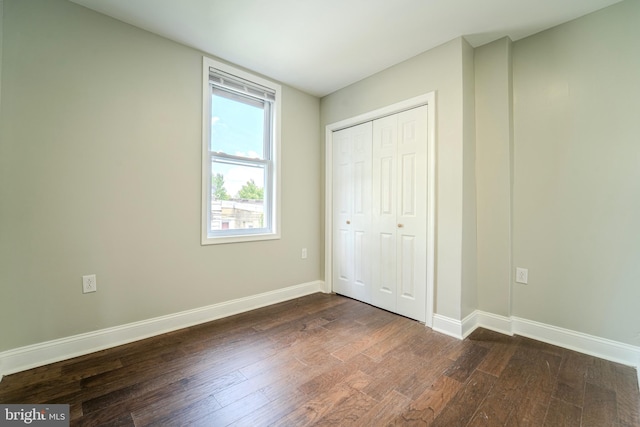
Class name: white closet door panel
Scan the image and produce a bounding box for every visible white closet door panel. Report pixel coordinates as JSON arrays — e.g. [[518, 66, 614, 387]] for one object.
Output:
[[337, 163, 350, 215], [351, 122, 372, 303], [379, 233, 395, 293], [397, 106, 428, 223], [395, 106, 428, 321], [332, 218, 353, 296], [333, 129, 352, 297], [376, 232, 396, 311], [400, 153, 416, 216], [332, 122, 372, 303], [352, 230, 369, 302], [380, 157, 394, 215], [353, 161, 365, 214], [371, 115, 398, 311], [396, 226, 427, 320], [337, 229, 352, 279], [352, 124, 372, 224], [399, 234, 416, 297]]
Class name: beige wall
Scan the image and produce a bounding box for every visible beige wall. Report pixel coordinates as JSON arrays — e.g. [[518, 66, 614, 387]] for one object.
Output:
[[0, 0, 321, 351], [475, 37, 513, 317], [0, 0, 3, 108], [475, 1, 640, 347], [461, 39, 477, 319], [511, 0, 640, 346], [321, 37, 474, 321]]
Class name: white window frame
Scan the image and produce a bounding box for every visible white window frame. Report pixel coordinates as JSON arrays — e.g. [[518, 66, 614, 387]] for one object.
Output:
[[201, 57, 281, 245]]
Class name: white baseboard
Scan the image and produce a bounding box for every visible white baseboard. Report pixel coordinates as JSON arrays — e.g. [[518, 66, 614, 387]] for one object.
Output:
[[0, 280, 325, 378], [432, 314, 463, 339], [510, 316, 640, 371], [461, 310, 514, 338], [433, 311, 505, 340], [435, 309, 640, 388]]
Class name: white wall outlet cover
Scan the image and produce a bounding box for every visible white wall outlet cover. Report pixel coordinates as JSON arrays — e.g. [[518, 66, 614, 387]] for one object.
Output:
[[516, 268, 528, 284], [82, 274, 97, 293]]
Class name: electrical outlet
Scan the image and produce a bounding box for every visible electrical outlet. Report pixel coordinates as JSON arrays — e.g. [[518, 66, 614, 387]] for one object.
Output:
[[301, 248, 308, 259], [516, 268, 528, 284], [82, 274, 97, 293]]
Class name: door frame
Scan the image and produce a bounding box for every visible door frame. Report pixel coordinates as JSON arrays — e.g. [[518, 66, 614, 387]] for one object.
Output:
[[324, 92, 436, 327]]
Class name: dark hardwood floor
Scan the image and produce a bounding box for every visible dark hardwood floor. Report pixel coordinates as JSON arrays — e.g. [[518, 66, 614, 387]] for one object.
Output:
[[1, 293, 638, 426]]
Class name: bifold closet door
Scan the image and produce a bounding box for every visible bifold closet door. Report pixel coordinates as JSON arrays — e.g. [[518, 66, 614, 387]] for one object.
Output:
[[371, 105, 428, 321], [332, 122, 372, 304]]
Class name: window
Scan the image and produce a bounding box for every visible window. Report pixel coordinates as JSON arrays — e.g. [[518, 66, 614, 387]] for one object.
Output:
[[202, 57, 281, 244]]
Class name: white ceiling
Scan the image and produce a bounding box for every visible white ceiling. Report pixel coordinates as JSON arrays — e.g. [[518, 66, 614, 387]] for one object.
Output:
[[69, 0, 622, 97]]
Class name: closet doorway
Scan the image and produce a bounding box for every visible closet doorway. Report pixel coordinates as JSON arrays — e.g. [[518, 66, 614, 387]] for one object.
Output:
[[325, 94, 435, 325]]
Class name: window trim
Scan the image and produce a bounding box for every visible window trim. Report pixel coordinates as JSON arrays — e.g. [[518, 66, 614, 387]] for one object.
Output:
[[201, 57, 281, 245]]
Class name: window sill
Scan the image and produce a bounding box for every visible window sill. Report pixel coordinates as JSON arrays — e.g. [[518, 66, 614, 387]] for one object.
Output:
[[201, 231, 280, 246]]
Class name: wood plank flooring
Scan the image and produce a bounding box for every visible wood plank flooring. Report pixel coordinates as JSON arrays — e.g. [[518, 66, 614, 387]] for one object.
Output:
[[1, 293, 638, 426]]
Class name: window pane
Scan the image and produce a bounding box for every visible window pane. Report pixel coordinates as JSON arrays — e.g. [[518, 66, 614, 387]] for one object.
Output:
[[210, 89, 265, 159], [210, 161, 267, 232]]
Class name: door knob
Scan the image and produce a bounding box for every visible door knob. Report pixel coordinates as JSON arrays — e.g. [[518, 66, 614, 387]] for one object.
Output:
[[397, 224, 404, 228], [346, 220, 351, 224]]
